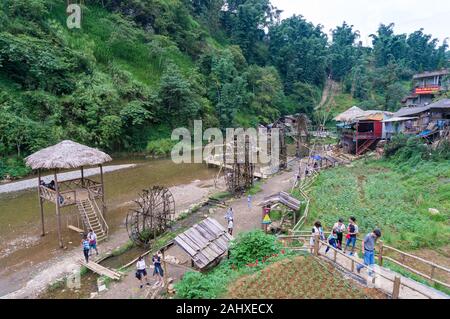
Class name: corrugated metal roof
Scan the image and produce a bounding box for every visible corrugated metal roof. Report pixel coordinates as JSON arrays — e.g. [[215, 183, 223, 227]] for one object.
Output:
[[383, 116, 418, 123], [394, 99, 450, 117], [174, 218, 232, 269], [413, 69, 449, 80], [335, 106, 392, 122]]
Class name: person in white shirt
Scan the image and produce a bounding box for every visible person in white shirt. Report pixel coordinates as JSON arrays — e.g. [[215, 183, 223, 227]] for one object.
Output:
[[136, 256, 150, 289], [332, 219, 346, 250]]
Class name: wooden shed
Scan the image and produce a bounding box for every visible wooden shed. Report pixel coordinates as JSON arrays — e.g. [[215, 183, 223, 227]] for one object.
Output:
[[174, 217, 232, 270]]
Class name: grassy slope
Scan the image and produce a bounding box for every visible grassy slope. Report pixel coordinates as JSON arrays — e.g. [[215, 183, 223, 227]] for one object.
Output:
[[301, 159, 450, 250]]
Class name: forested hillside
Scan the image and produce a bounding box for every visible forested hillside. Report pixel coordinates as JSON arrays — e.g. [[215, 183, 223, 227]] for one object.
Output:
[[0, 0, 449, 178]]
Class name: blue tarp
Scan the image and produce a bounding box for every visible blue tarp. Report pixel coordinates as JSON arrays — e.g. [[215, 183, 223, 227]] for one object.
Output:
[[418, 130, 432, 137], [311, 155, 322, 161]]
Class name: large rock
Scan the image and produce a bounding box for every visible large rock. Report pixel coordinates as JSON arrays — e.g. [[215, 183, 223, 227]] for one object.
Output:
[[429, 208, 440, 215]]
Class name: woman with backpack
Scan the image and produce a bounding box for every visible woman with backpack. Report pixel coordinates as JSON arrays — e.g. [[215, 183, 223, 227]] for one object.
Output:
[[310, 221, 325, 254]]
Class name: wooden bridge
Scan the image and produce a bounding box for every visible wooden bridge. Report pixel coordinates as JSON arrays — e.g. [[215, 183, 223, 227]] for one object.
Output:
[[77, 260, 122, 280]]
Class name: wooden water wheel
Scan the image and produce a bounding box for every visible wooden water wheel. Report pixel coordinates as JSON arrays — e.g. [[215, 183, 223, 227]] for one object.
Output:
[[126, 186, 175, 247]]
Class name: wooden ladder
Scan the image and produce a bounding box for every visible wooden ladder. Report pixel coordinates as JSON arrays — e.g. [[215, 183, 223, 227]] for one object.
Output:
[[356, 139, 377, 156], [76, 198, 108, 242]]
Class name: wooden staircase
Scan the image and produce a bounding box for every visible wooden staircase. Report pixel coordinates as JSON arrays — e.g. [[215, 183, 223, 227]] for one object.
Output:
[[76, 198, 108, 242], [356, 139, 378, 156]]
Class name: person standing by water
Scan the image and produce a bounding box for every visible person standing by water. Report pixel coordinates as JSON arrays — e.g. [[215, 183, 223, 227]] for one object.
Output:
[[333, 218, 346, 250], [357, 229, 382, 276], [136, 256, 150, 289], [81, 235, 90, 263], [344, 217, 359, 256], [152, 252, 164, 288], [88, 229, 98, 256]]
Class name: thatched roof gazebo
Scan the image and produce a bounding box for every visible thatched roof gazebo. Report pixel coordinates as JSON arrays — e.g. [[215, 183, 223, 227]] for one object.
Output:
[[25, 140, 112, 248]]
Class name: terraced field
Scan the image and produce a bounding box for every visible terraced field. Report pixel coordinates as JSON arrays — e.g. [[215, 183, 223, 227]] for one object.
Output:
[[227, 256, 386, 299]]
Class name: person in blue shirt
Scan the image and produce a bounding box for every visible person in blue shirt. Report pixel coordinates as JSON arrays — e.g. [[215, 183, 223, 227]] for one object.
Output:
[[325, 230, 338, 254], [81, 235, 90, 263]]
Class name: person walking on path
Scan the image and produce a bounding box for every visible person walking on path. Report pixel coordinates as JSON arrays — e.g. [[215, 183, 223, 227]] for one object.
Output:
[[152, 252, 164, 288], [344, 217, 359, 256], [228, 218, 234, 236], [136, 256, 150, 289], [357, 229, 382, 276], [325, 230, 338, 254], [310, 221, 325, 254], [88, 229, 98, 256], [247, 194, 252, 209], [333, 218, 346, 250], [225, 207, 233, 223], [81, 235, 90, 263]]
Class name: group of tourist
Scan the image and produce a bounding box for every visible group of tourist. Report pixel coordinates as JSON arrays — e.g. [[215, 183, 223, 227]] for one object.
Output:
[[135, 252, 165, 289], [310, 217, 382, 276], [81, 229, 98, 263]]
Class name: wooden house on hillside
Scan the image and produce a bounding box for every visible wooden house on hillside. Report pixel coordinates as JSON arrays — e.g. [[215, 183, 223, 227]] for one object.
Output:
[[403, 69, 449, 107], [384, 98, 450, 140]]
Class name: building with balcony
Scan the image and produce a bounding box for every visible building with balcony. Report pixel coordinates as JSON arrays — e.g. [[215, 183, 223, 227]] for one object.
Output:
[[403, 69, 449, 107], [384, 99, 450, 141], [335, 107, 393, 155]]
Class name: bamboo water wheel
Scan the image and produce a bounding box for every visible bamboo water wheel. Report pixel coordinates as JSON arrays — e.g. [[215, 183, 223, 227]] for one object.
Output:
[[126, 186, 175, 247], [224, 135, 255, 195]]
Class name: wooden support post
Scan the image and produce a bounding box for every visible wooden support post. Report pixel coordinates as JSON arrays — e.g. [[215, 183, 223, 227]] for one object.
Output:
[[54, 171, 64, 248], [333, 249, 337, 263], [81, 166, 84, 188], [351, 259, 355, 273], [430, 265, 436, 280], [161, 249, 169, 293], [99, 164, 106, 218], [378, 240, 384, 266], [38, 169, 45, 236], [392, 276, 401, 299]]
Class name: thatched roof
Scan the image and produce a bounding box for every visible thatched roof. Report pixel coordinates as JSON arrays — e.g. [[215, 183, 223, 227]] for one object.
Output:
[[25, 140, 112, 170], [335, 106, 392, 122], [334, 106, 364, 122]]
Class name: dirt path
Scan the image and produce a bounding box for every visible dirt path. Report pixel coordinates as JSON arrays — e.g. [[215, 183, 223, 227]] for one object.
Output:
[[89, 162, 300, 299], [210, 161, 299, 235]]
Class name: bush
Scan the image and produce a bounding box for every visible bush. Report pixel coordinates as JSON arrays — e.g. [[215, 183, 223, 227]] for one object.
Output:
[[146, 138, 176, 156], [229, 230, 283, 268], [384, 134, 428, 165], [175, 230, 290, 299]]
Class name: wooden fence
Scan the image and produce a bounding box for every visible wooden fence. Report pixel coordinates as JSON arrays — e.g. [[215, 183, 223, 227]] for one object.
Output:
[[277, 234, 445, 299]]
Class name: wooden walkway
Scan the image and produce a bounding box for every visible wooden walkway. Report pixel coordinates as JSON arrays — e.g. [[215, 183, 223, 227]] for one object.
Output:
[[77, 260, 122, 280], [259, 191, 302, 211]]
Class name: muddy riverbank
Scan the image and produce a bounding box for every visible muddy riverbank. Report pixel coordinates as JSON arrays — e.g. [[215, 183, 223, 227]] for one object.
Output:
[[0, 157, 220, 298]]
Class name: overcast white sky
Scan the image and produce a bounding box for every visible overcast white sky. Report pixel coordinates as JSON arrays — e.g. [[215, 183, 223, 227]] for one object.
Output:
[[271, 0, 450, 46]]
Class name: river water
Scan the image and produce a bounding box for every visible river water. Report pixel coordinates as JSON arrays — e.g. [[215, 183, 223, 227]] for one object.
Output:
[[0, 156, 217, 296]]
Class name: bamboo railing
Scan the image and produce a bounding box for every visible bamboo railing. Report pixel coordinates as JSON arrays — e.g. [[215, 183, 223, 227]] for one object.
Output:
[[278, 234, 442, 299]]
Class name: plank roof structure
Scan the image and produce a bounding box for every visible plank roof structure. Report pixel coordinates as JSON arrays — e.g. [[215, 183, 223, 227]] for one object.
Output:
[[174, 218, 232, 269], [259, 191, 302, 211], [394, 99, 450, 117]]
